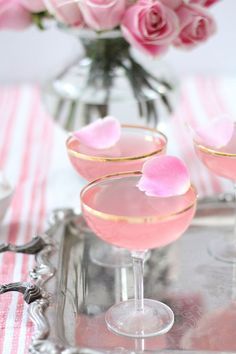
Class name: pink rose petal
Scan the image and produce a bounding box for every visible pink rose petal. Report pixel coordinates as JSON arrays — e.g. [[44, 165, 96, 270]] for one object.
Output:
[[73, 116, 121, 149], [194, 117, 234, 148], [137, 156, 191, 197]]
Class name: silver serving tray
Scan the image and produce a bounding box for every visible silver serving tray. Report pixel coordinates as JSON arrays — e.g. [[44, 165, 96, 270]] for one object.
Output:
[[2, 197, 236, 354]]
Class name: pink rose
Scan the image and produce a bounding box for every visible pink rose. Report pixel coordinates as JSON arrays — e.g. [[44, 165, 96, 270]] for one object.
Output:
[[190, 0, 219, 7], [174, 4, 216, 49], [161, 0, 182, 9], [204, 0, 219, 6], [0, 0, 32, 30], [121, 0, 179, 56], [21, 0, 46, 12], [80, 0, 126, 31], [44, 0, 84, 26]]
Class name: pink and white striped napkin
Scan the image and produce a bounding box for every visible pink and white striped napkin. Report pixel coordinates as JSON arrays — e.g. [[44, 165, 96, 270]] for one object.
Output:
[[0, 86, 54, 353]]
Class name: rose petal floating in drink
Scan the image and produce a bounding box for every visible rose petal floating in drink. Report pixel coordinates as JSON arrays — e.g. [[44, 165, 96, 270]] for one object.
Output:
[[137, 155, 191, 197], [73, 116, 121, 149], [194, 117, 234, 148]]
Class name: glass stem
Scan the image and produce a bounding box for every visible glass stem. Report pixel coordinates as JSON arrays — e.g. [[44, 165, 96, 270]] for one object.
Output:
[[132, 251, 147, 313], [233, 183, 236, 239], [232, 183, 236, 300], [135, 338, 145, 352]]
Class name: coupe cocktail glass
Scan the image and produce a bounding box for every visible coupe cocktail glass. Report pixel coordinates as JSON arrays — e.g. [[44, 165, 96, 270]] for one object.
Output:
[[66, 125, 167, 181], [67, 125, 167, 267], [81, 172, 197, 337], [194, 126, 236, 262]]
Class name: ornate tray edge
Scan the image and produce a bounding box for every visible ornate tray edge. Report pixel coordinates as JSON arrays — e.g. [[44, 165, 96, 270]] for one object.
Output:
[[28, 209, 82, 354], [27, 209, 109, 354]]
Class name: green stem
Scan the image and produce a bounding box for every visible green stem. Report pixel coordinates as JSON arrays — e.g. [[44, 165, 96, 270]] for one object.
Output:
[[54, 98, 65, 121], [65, 101, 77, 131], [31, 11, 49, 30]]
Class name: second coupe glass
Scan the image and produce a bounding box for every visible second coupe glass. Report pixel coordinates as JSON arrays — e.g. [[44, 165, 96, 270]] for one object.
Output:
[[194, 124, 236, 262]]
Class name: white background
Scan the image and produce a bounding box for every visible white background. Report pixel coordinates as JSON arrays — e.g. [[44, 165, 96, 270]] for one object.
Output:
[[0, 0, 234, 83]]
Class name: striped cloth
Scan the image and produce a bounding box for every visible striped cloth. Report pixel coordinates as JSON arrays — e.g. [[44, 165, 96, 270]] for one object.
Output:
[[0, 77, 235, 353]]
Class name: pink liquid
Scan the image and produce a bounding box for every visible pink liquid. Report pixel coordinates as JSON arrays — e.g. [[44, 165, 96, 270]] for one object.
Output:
[[195, 127, 236, 181], [67, 128, 166, 181], [82, 175, 196, 251]]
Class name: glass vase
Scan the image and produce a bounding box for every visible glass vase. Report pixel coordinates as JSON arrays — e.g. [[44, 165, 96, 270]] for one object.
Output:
[[42, 29, 178, 130]]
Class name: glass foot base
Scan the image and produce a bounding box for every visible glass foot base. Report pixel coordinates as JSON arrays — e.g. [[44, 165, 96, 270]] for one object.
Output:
[[105, 299, 174, 338], [208, 238, 236, 263], [89, 239, 133, 268]]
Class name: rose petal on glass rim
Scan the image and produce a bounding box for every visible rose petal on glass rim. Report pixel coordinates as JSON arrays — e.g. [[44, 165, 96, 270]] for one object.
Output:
[[73, 116, 121, 149], [137, 155, 191, 197], [194, 117, 234, 148]]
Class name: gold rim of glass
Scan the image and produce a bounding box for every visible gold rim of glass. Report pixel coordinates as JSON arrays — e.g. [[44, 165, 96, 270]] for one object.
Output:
[[66, 125, 167, 162], [80, 171, 197, 224], [194, 140, 236, 157]]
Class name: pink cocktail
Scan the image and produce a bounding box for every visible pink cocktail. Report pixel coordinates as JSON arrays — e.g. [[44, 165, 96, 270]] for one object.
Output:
[[81, 172, 197, 338], [194, 125, 236, 263], [66, 125, 167, 181], [82, 173, 196, 250], [194, 126, 236, 181]]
